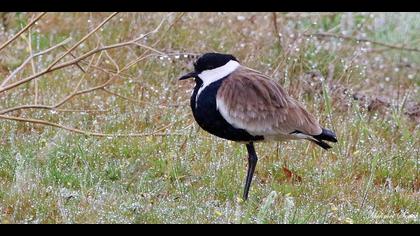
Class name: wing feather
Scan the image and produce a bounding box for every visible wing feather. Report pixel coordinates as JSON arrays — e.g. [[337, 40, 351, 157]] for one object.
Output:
[[216, 66, 322, 137]]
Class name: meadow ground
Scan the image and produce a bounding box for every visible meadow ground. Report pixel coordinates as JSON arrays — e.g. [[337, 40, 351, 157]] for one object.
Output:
[[0, 12, 419, 223]]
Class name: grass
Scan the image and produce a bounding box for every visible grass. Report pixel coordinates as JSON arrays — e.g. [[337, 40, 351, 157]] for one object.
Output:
[[0, 12, 419, 224]]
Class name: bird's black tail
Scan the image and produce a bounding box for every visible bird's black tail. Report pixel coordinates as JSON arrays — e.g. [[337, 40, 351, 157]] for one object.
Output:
[[311, 128, 338, 150]]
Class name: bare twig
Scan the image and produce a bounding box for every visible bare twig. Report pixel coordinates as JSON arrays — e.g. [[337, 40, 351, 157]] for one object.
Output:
[[1, 37, 72, 88], [0, 114, 185, 137], [0, 55, 97, 115], [45, 12, 118, 71], [0, 105, 53, 114], [61, 45, 86, 73], [0, 12, 47, 52], [0, 40, 133, 93], [102, 88, 188, 108], [0, 13, 117, 91], [55, 109, 112, 113], [304, 32, 420, 53], [0, 13, 173, 94], [0, 48, 164, 115], [133, 42, 166, 55], [284, 12, 338, 19], [0, 13, 190, 138], [119, 12, 178, 73], [49, 54, 98, 109]]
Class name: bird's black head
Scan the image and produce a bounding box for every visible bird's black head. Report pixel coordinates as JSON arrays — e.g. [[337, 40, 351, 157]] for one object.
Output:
[[178, 53, 239, 81], [193, 53, 238, 74]]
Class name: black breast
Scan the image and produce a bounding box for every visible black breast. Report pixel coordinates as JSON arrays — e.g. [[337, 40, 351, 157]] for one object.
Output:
[[190, 78, 263, 142]]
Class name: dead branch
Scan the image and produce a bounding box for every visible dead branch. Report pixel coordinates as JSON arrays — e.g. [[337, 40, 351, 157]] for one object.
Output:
[[0, 55, 97, 115], [284, 12, 338, 19], [0, 52, 151, 115], [55, 109, 112, 113], [0, 13, 172, 94], [0, 13, 189, 139], [0, 114, 186, 137], [102, 88, 188, 109], [1, 37, 72, 88], [0, 12, 47, 52], [45, 12, 118, 71], [304, 32, 420, 53], [0, 40, 143, 93], [0, 77, 114, 115], [61, 45, 87, 73]]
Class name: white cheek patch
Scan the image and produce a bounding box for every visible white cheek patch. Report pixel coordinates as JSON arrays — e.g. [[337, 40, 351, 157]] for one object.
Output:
[[198, 60, 240, 82], [195, 60, 240, 107]]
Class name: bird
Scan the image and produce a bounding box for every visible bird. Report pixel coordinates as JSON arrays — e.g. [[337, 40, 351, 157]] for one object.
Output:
[[178, 52, 337, 201]]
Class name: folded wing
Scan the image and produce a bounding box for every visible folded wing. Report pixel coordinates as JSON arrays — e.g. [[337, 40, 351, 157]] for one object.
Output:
[[216, 66, 322, 138]]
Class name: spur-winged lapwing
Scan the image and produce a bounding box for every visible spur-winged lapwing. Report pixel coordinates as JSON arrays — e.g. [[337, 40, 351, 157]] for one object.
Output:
[[179, 53, 337, 200]]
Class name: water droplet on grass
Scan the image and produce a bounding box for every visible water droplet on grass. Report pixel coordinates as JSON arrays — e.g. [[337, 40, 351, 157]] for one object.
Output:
[[237, 16, 245, 21]]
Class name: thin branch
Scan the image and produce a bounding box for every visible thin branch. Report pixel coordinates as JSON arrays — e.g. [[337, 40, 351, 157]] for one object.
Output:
[[1, 37, 72, 88], [0, 12, 47, 52], [133, 42, 166, 55], [0, 55, 97, 115], [137, 12, 174, 40], [0, 50, 156, 115], [61, 45, 86, 73], [80, 51, 199, 78], [0, 24, 170, 94], [304, 32, 420, 53], [102, 88, 188, 108], [0, 13, 116, 93], [0, 105, 113, 115], [0, 41, 128, 93], [0, 114, 185, 137], [45, 12, 118, 71], [92, 26, 121, 73], [55, 109, 111, 113], [0, 13, 195, 139], [0, 105, 53, 114], [0, 13, 177, 94], [102, 47, 120, 73], [50, 55, 98, 109], [0, 13, 189, 130], [102, 88, 145, 104], [119, 12, 176, 73], [284, 12, 338, 19]]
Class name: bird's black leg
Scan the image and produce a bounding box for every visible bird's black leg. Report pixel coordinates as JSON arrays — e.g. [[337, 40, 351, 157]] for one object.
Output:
[[243, 142, 258, 201]]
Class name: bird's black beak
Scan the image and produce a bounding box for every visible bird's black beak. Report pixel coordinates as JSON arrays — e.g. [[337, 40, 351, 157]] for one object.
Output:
[[178, 71, 197, 81]]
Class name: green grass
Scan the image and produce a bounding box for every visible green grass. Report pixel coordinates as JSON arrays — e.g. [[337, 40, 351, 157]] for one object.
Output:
[[0, 12, 419, 224]]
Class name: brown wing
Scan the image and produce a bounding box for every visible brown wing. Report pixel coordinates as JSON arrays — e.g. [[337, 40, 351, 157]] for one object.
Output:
[[216, 66, 322, 137]]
